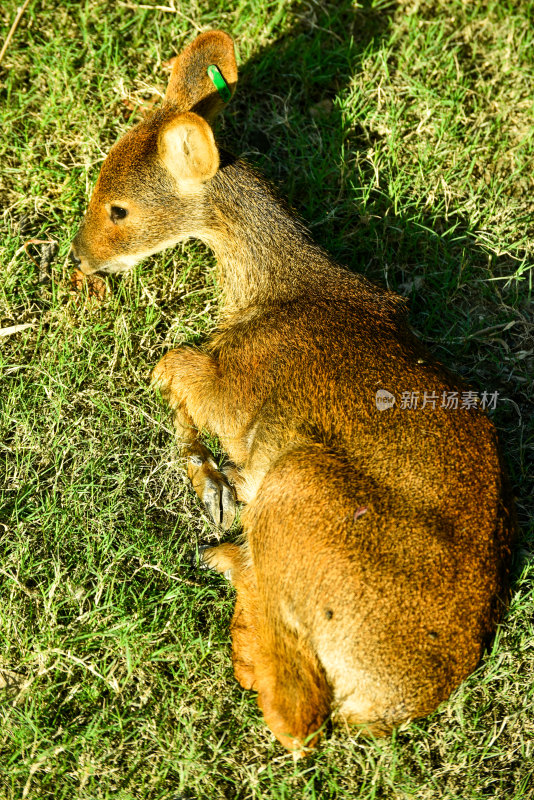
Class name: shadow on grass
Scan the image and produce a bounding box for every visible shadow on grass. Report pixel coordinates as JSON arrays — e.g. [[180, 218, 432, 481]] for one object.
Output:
[[212, 0, 531, 545]]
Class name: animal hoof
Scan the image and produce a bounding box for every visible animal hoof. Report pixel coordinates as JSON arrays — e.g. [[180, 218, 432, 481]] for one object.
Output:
[[187, 457, 236, 529], [190, 544, 211, 570], [192, 544, 232, 578]]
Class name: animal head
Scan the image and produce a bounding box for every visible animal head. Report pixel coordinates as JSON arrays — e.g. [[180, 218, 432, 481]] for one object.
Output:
[[71, 31, 237, 274]]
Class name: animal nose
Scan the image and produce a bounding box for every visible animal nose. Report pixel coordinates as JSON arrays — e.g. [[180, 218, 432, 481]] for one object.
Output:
[[70, 248, 81, 267]]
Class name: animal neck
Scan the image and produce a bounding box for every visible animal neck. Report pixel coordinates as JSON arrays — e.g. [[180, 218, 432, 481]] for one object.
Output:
[[200, 154, 332, 312]]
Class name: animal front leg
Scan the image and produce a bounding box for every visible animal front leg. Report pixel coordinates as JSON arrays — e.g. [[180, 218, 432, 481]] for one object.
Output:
[[186, 438, 236, 529], [152, 348, 236, 528]]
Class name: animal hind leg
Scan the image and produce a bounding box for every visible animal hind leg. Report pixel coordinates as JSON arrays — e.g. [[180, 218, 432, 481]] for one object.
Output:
[[200, 542, 258, 689], [152, 348, 236, 528], [253, 624, 333, 754], [200, 541, 332, 752]]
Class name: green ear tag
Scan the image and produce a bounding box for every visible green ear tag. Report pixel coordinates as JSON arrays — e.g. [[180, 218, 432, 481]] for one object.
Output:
[[207, 64, 232, 103]]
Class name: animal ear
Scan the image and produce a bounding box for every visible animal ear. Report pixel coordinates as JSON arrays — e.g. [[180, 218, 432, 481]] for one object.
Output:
[[164, 30, 238, 122], [159, 111, 219, 186]]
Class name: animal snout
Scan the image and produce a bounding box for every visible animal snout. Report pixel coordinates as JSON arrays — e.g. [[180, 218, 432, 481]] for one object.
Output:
[[69, 245, 96, 275]]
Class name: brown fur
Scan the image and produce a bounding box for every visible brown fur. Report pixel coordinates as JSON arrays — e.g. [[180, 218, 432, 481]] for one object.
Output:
[[71, 31, 516, 753]]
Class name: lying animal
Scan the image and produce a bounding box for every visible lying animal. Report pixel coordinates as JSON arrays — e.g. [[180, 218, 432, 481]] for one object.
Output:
[[71, 31, 515, 753]]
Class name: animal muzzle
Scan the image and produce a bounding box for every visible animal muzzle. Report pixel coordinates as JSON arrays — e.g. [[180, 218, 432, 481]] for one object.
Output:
[[69, 244, 98, 275]]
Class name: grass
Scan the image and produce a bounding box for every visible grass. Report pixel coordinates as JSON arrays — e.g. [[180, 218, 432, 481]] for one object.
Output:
[[0, 0, 533, 797]]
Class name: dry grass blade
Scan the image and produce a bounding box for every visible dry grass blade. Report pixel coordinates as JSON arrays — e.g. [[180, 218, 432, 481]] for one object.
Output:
[[0, 0, 31, 66]]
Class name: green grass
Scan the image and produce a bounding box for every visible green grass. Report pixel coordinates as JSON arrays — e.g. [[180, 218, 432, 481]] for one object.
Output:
[[1, 0, 533, 797]]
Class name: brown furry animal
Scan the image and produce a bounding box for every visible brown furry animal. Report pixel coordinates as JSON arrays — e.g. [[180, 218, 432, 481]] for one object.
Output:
[[71, 31, 515, 754]]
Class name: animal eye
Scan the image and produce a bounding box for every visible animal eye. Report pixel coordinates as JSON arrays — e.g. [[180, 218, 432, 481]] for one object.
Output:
[[110, 205, 128, 223]]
